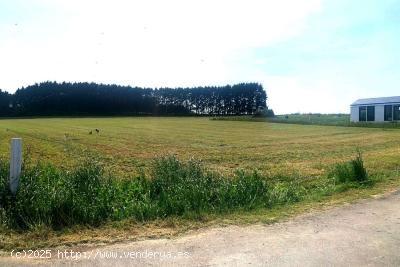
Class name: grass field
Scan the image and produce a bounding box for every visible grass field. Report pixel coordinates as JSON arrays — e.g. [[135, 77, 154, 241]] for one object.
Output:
[[0, 117, 399, 178], [271, 113, 351, 125], [212, 113, 351, 124], [1, 117, 400, 249], [267, 113, 400, 128]]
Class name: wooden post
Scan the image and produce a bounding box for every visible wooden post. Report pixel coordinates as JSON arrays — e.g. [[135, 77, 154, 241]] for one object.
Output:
[[10, 138, 22, 195]]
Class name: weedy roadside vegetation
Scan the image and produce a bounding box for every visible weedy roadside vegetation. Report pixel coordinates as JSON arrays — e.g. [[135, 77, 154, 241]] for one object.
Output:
[[0, 152, 370, 231]]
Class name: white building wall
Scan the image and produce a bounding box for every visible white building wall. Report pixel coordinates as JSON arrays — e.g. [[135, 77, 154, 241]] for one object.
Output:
[[350, 106, 358, 122], [351, 100, 400, 123], [375, 104, 385, 122]]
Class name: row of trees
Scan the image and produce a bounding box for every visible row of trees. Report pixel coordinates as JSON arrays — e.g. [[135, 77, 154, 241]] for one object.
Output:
[[0, 82, 268, 116]]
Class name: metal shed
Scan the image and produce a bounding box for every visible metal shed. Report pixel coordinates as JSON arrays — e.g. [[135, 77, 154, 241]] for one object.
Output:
[[350, 96, 400, 122]]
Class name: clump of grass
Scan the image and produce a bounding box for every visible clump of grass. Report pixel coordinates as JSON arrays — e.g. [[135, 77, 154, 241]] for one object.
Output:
[[143, 157, 273, 216], [330, 150, 368, 183], [331, 162, 353, 183], [0, 160, 8, 229], [268, 181, 306, 205], [1, 161, 115, 229], [351, 150, 368, 182]]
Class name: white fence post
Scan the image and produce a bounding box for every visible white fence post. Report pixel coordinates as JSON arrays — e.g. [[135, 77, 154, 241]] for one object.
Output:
[[10, 138, 22, 195]]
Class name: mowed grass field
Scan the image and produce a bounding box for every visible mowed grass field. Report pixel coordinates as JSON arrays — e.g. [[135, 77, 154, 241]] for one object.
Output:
[[0, 117, 399, 179], [2, 116, 400, 250]]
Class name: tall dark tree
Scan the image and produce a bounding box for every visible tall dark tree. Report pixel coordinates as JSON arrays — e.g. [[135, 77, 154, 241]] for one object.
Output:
[[0, 90, 12, 116]]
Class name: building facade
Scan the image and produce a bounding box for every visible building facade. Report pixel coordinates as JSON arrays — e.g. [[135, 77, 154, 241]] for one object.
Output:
[[350, 96, 400, 123]]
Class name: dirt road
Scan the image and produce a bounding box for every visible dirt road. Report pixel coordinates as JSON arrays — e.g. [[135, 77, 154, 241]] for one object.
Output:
[[2, 191, 400, 266]]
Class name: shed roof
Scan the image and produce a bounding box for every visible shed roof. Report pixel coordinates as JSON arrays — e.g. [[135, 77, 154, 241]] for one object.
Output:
[[351, 96, 400, 106]]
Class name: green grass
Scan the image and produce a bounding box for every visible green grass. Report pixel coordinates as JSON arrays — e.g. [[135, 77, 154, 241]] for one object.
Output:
[[0, 156, 307, 230], [211, 114, 350, 125], [0, 117, 399, 249], [269, 113, 400, 128], [1, 116, 400, 179], [0, 153, 371, 231], [329, 150, 369, 183], [271, 114, 350, 125]]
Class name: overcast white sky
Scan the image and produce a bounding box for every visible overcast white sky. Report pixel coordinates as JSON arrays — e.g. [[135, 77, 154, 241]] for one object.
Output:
[[0, 0, 399, 114]]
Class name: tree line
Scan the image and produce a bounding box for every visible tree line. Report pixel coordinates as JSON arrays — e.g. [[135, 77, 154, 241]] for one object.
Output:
[[0, 82, 268, 116]]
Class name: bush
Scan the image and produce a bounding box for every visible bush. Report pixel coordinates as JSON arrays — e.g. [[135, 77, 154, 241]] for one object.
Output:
[[330, 151, 368, 183], [253, 108, 275, 118], [351, 151, 368, 182]]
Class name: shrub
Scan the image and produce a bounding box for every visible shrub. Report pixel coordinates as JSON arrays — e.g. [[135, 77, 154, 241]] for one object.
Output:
[[351, 150, 368, 182], [330, 151, 368, 183], [253, 108, 275, 118]]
